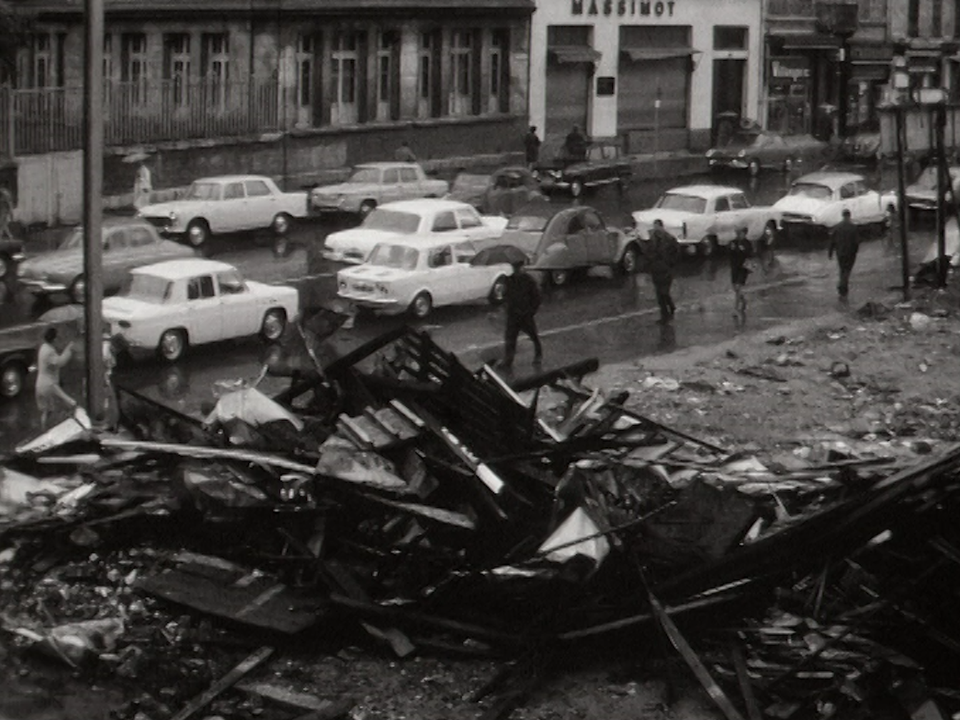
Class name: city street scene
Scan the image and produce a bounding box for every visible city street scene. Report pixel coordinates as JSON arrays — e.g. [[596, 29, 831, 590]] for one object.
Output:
[[6, 0, 960, 719]]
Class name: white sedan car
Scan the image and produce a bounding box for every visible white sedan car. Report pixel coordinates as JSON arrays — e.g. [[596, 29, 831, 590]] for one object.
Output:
[[322, 199, 508, 264], [137, 175, 308, 250], [103, 258, 299, 362], [337, 238, 512, 318], [774, 172, 897, 236]]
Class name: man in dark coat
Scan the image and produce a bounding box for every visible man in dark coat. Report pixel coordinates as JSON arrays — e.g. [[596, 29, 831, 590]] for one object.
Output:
[[828, 209, 859, 298], [647, 219, 680, 323], [564, 125, 587, 162], [524, 126, 541, 168], [499, 260, 543, 369]]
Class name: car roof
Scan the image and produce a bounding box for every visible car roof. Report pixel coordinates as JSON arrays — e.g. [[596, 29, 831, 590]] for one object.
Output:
[[664, 185, 745, 198], [192, 175, 273, 184], [372, 236, 480, 252], [793, 172, 865, 187], [355, 162, 419, 169], [130, 258, 237, 279], [378, 199, 472, 213]]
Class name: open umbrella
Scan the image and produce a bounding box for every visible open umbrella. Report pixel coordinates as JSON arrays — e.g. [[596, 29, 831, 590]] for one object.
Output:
[[471, 244, 528, 267]]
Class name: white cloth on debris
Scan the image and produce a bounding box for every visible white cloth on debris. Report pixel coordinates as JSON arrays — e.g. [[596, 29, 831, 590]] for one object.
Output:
[[204, 387, 304, 431]]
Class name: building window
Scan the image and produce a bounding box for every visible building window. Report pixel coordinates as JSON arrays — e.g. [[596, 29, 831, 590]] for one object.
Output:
[[714, 26, 748, 50], [450, 30, 474, 116], [489, 29, 509, 113], [908, 0, 919, 37], [933, 0, 943, 36], [296, 34, 313, 109], [331, 31, 361, 125], [103, 34, 113, 108], [418, 29, 441, 118], [122, 33, 149, 106], [202, 33, 229, 111], [376, 30, 399, 121], [164, 33, 191, 108], [20, 33, 64, 88], [32, 33, 51, 88]]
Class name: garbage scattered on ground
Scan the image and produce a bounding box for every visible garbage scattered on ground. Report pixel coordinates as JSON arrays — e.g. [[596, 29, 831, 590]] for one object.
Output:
[[4, 306, 960, 720]]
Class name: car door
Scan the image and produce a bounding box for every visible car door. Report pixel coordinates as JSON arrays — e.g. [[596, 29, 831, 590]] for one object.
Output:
[[399, 167, 422, 201], [101, 228, 130, 293], [853, 179, 882, 222], [711, 195, 736, 243], [562, 212, 591, 266], [423, 244, 459, 305], [449, 240, 490, 302], [456, 207, 490, 241], [219, 181, 248, 231], [244, 179, 276, 230], [579, 209, 613, 263], [183, 274, 222, 344], [722, 193, 752, 243], [216, 269, 258, 338], [380, 168, 404, 204], [838, 181, 859, 220]]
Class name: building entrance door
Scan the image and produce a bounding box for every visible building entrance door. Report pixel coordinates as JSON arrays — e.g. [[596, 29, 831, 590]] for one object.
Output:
[[712, 58, 745, 144], [545, 60, 590, 140]]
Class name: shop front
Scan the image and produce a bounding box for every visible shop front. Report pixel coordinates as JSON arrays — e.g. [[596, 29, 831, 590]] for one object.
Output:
[[765, 33, 840, 140], [846, 42, 892, 135], [528, 0, 762, 153]]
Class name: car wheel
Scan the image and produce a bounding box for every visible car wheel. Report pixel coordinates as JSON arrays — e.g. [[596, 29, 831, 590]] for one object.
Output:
[[186, 219, 210, 249], [748, 159, 761, 176], [0, 361, 26, 399], [272, 212, 292, 236], [359, 200, 377, 218], [70, 276, 86, 304], [570, 180, 584, 198], [157, 329, 187, 363], [409, 292, 433, 319], [762, 222, 778, 249], [549, 269, 570, 286], [260, 308, 287, 341], [700, 237, 718, 257], [620, 244, 640, 274], [489, 276, 508, 305]]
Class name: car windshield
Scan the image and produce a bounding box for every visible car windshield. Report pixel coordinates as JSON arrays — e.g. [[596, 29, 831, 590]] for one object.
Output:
[[360, 209, 421, 234], [655, 194, 707, 214], [119, 273, 172, 303], [185, 182, 221, 201], [60, 228, 109, 250], [367, 243, 419, 270], [788, 183, 833, 200], [348, 168, 382, 184], [506, 214, 549, 231]]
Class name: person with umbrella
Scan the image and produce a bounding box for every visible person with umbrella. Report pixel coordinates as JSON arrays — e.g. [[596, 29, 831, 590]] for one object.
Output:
[[498, 258, 542, 370]]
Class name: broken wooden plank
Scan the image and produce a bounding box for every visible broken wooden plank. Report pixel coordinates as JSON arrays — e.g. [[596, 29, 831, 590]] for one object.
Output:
[[730, 642, 763, 720], [170, 646, 274, 720], [237, 681, 353, 717], [99, 438, 316, 474]]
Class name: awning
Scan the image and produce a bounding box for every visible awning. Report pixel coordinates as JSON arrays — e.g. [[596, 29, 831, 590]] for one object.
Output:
[[621, 47, 700, 61], [768, 33, 841, 51], [850, 65, 889, 81], [548, 45, 602, 64]]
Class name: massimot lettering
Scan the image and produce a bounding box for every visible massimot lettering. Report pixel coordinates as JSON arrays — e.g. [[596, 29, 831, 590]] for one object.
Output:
[[572, 0, 677, 17]]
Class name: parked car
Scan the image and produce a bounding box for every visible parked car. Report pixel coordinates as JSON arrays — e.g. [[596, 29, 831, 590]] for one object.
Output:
[[322, 199, 508, 265], [446, 166, 546, 216], [535, 141, 632, 197], [137, 175, 308, 251], [308, 162, 449, 217], [706, 129, 828, 176], [496, 204, 640, 286], [102, 258, 299, 362], [774, 172, 897, 237], [838, 130, 882, 163], [631, 185, 780, 256], [905, 164, 960, 215], [17, 217, 195, 304], [337, 237, 514, 319]]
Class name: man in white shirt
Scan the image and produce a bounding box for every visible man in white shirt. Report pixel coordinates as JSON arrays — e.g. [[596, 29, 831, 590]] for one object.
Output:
[[35, 327, 77, 429]]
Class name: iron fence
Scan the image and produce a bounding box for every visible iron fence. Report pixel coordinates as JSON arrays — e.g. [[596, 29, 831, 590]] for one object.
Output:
[[6, 77, 290, 155]]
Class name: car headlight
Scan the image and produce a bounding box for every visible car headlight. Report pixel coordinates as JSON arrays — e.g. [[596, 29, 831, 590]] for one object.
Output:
[[737, 149, 746, 158]]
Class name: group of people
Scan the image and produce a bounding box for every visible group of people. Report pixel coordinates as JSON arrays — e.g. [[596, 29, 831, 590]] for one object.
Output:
[[523, 125, 588, 169]]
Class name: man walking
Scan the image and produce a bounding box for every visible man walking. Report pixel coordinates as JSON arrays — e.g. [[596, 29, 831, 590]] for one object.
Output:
[[395, 141, 417, 163], [647, 219, 680, 323], [729, 226, 754, 319], [564, 125, 587, 162], [499, 260, 543, 369], [35, 327, 77, 430], [524, 126, 541, 168], [828, 209, 859, 298]]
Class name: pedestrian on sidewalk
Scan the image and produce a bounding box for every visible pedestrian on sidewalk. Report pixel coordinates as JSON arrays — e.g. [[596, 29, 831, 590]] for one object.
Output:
[[35, 327, 77, 430], [524, 126, 542, 169], [498, 259, 543, 370], [132, 155, 153, 211], [563, 125, 587, 162], [828, 209, 860, 298], [647, 219, 680, 324], [395, 141, 417, 163], [729, 226, 754, 319]]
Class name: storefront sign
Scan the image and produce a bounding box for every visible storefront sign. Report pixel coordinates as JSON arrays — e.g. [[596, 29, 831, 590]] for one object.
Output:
[[770, 59, 810, 80], [572, 0, 676, 18]]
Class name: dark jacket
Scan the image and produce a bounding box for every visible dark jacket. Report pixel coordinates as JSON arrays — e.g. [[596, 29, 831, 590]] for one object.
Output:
[[647, 227, 680, 281], [829, 219, 859, 262], [729, 236, 754, 285], [505, 271, 541, 319], [524, 132, 541, 164], [564, 130, 587, 161]]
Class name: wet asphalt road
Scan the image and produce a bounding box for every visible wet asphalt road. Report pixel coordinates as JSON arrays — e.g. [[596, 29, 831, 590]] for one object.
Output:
[[0, 160, 935, 452]]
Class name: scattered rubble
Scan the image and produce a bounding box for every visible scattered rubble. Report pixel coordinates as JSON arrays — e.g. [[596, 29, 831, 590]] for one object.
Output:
[[3, 301, 960, 720]]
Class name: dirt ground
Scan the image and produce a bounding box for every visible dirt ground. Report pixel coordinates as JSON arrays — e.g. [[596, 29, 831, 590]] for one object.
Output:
[[5, 282, 960, 720]]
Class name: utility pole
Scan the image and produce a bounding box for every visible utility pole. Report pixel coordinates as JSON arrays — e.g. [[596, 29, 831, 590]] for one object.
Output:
[[894, 105, 910, 301], [83, 0, 105, 420], [935, 103, 948, 287]]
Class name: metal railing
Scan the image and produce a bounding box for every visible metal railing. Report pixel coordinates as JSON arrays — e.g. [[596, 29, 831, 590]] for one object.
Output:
[[5, 77, 290, 155]]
